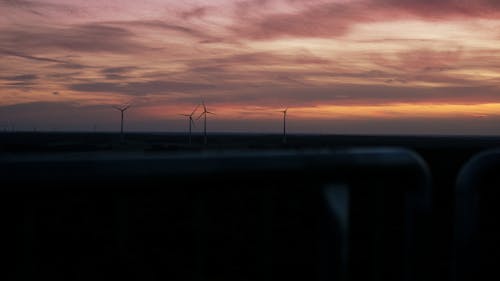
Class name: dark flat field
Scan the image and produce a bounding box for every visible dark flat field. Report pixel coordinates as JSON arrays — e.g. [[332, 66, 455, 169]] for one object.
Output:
[[2, 131, 500, 152]]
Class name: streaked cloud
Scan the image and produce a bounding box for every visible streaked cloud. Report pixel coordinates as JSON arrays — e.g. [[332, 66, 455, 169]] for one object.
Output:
[[0, 23, 146, 53], [1, 74, 38, 81], [69, 81, 215, 95]]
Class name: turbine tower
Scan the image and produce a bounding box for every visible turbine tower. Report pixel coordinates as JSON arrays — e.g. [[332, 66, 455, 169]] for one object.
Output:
[[280, 107, 288, 145], [113, 104, 130, 143], [180, 104, 199, 145], [197, 100, 215, 145]]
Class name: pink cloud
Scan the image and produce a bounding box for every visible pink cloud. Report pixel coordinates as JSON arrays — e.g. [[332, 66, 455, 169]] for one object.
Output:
[[369, 49, 464, 72], [232, 0, 500, 39], [232, 2, 367, 39], [179, 6, 213, 20], [375, 0, 500, 19]]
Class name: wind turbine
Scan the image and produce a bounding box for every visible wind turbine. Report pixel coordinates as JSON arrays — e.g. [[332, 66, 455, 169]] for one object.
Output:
[[280, 107, 288, 145], [197, 100, 215, 145], [180, 104, 199, 145], [113, 104, 130, 143]]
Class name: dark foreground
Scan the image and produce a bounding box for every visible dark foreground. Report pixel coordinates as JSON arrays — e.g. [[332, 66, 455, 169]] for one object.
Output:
[[2, 131, 500, 152], [1, 132, 499, 280]]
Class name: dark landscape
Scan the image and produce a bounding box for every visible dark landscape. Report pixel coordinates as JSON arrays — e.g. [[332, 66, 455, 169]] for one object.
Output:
[[3, 131, 500, 152], [2, 132, 499, 280]]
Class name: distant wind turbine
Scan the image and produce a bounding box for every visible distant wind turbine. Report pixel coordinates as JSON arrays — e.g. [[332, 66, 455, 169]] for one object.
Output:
[[180, 104, 200, 145], [279, 107, 288, 144], [113, 104, 130, 142], [197, 100, 215, 145]]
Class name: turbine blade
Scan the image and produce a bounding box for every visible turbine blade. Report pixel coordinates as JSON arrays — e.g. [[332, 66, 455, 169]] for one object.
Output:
[[196, 112, 205, 120], [202, 100, 207, 112], [180, 114, 190, 117], [191, 104, 200, 116], [206, 111, 215, 115]]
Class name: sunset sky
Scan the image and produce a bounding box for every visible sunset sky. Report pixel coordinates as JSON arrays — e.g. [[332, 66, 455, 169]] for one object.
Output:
[[2, 0, 500, 134]]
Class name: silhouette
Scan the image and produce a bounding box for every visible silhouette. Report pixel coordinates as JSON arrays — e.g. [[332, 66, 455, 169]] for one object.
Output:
[[280, 107, 288, 144], [197, 100, 215, 145], [113, 104, 130, 143], [180, 104, 200, 145]]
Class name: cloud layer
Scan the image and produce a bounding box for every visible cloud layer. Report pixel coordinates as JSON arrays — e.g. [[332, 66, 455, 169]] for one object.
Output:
[[1, 0, 500, 133]]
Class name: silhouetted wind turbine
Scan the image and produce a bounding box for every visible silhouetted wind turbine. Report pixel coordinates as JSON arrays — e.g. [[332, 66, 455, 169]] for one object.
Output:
[[279, 107, 288, 144], [113, 104, 130, 142], [197, 101, 215, 145], [180, 104, 199, 145]]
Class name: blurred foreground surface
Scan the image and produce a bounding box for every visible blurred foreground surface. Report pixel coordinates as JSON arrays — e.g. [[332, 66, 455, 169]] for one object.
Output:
[[1, 132, 499, 280]]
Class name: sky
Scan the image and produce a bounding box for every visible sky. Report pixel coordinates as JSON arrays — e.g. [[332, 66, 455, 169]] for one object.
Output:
[[2, 0, 500, 134]]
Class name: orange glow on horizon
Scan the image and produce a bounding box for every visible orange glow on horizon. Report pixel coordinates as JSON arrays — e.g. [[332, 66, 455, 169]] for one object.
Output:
[[139, 102, 500, 121]]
